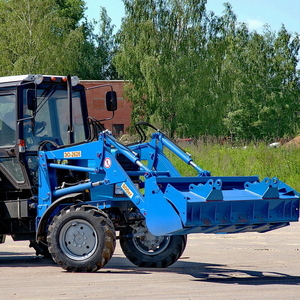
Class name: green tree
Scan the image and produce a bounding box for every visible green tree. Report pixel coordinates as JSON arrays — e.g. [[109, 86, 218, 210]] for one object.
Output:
[[116, 0, 211, 137], [55, 0, 85, 29], [222, 25, 300, 141], [0, 0, 85, 75], [79, 7, 119, 80], [116, 1, 241, 137], [0, 0, 118, 80]]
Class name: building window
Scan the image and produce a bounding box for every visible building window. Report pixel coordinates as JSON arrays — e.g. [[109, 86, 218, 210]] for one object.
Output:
[[112, 124, 124, 137]]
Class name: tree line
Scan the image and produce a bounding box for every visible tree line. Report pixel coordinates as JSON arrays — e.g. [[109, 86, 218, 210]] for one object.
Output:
[[0, 0, 117, 79], [0, 0, 299, 141]]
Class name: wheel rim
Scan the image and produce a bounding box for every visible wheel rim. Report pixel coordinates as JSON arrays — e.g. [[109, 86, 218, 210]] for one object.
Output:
[[59, 219, 98, 261], [132, 229, 171, 256]]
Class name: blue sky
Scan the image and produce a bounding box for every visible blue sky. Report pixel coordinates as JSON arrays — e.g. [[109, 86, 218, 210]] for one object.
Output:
[[84, 0, 300, 34]]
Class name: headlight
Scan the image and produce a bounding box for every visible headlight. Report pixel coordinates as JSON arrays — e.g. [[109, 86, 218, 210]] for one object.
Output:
[[71, 76, 80, 86], [34, 74, 43, 84]]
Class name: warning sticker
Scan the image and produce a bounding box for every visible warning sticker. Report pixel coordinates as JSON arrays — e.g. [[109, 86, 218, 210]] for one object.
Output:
[[104, 157, 112, 169], [121, 182, 134, 199]]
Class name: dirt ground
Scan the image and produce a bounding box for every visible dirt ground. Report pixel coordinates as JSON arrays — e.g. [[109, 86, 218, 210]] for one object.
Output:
[[0, 221, 300, 300], [283, 136, 300, 148]]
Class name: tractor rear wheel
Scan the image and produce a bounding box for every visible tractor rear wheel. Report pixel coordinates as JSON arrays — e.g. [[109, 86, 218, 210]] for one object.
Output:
[[47, 205, 116, 272], [120, 221, 187, 268]]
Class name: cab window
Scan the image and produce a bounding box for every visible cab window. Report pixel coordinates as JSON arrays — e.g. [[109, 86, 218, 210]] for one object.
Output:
[[0, 94, 16, 147], [23, 87, 86, 150]]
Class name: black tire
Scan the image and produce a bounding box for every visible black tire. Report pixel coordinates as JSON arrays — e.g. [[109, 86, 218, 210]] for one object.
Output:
[[120, 222, 187, 268], [47, 205, 116, 272]]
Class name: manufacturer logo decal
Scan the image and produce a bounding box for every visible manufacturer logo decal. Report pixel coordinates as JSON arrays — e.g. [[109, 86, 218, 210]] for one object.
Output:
[[63, 151, 81, 158], [121, 182, 134, 198]]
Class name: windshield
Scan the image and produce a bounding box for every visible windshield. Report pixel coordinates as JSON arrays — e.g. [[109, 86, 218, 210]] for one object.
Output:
[[23, 86, 86, 150]]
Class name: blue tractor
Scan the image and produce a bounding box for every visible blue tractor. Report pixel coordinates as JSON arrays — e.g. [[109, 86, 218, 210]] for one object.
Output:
[[0, 74, 299, 272]]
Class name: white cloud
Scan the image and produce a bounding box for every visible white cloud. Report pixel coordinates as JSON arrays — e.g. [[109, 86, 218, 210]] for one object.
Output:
[[247, 19, 265, 31]]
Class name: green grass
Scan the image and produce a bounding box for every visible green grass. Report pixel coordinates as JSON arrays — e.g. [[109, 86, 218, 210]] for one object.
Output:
[[168, 142, 300, 192]]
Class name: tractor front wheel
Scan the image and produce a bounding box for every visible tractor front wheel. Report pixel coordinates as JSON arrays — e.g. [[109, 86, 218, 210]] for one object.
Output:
[[120, 221, 187, 268], [47, 205, 116, 272]]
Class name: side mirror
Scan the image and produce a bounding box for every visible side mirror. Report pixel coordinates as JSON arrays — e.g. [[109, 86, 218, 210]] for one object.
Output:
[[106, 91, 117, 111], [27, 89, 37, 111]]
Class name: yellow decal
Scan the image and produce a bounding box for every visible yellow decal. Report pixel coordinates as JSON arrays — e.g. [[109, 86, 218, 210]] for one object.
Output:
[[121, 182, 134, 199], [63, 151, 82, 158]]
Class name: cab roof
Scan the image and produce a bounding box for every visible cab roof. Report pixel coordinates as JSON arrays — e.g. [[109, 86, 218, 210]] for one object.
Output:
[[0, 75, 37, 85]]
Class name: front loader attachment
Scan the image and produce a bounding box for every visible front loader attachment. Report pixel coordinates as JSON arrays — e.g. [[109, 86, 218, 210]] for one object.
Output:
[[124, 126, 299, 237]]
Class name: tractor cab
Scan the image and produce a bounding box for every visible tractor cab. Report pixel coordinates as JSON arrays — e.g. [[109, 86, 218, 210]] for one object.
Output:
[[0, 75, 115, 197]]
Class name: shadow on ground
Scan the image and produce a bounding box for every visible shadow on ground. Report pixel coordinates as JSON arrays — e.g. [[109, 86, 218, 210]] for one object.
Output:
[[104, 255, 300, 286], [1, 251, 299, 286], [0, 251, 55, 267]]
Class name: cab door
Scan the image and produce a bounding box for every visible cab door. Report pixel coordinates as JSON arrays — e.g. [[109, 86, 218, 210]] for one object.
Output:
[[0, 91, 31, 193]]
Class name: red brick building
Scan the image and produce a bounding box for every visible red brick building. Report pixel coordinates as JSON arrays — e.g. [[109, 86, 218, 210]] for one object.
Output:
[[81, 80, 131, 136]]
